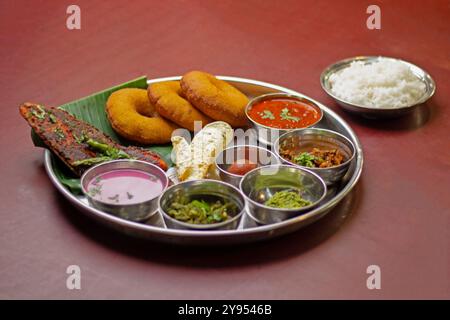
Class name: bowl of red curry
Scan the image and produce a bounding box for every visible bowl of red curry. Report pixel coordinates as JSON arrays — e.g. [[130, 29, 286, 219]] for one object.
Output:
[[273, 128, 356, 185], [215, 145, 280, 187], [245, 93, 323, 146]]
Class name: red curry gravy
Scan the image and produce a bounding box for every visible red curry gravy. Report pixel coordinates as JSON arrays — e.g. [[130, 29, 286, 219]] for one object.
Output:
[[248, 99, 321, 129]]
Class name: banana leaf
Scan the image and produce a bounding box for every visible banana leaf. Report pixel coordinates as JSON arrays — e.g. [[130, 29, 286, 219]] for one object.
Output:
[[32, 76, 173, 194]]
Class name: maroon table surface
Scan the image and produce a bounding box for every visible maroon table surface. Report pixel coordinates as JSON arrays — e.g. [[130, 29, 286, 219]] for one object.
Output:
[[0, 0, 449, 299]]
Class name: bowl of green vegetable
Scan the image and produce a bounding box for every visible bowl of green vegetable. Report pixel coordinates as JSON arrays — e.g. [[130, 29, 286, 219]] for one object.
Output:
[[239, 165, 327, 224], [159, 180, 246, 230], [274, 128, 356, 185]]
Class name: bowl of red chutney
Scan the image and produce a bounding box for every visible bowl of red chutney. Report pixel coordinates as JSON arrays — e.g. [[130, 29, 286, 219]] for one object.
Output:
[[245, 93, 323, 146], [215, 145, 280, 187], [81, 159, 169, 221]]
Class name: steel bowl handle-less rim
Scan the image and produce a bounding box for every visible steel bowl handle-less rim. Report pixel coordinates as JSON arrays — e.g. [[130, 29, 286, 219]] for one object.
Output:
[[273, 128, 357, 172], [158, 179, 246, 230], [320, 55, 436, 111], [238, 164, 328, 213], [43, 75, 364, 242], [214, 144, 281, 179], [244, 92, 324, 130], [80, 159, 169, 207]]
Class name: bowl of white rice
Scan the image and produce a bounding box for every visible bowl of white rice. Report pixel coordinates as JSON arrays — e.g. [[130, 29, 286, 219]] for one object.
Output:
[[320, 56, 435, 118]]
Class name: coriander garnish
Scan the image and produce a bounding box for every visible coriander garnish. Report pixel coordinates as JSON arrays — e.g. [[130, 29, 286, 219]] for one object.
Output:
[[88, 185, 102, 197], [280, 108, 300, 122], [73, 132, 88, 144], [259, 110, 275, 120], [294, 152, 316, 167], [54, 127, 65, 139], [31, 106, 46, 120], [48, 113, 57, 123], [108, 194, 119, 203]]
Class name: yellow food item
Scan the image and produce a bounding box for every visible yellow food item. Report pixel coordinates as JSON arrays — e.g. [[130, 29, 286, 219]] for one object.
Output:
[[148, 81, 212, 131], [180, 71, 250, 127], [106, 88, 178, 144], [171, 135, 192, 181], [171, 121, 233, 181]]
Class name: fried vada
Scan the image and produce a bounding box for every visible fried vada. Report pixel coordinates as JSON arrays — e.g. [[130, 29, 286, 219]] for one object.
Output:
[[106, 88, 178, 145], [148, 81, 212, 131], [180, 71, 249, 127]]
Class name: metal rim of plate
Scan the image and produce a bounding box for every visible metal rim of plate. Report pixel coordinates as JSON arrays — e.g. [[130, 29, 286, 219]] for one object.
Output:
[[44, 76, 364, 245], [320, 56, 436, 117]]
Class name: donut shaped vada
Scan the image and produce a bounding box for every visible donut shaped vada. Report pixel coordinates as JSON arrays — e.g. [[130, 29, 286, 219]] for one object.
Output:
[[180, 71, 250, 127], [148, 81, 212, 131], [106, 88, 178, 145]]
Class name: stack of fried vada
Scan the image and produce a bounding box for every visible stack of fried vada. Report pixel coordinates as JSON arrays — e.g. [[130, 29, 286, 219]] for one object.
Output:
[[106, 71, 250, 145], [148, 81, 212, 131]]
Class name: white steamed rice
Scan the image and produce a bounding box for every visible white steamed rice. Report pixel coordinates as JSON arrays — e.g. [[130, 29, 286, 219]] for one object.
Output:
[[329, 59, 426, 109]]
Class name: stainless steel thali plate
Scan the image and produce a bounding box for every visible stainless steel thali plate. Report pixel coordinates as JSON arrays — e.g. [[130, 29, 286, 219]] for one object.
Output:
[[44, 76, 364, 245]]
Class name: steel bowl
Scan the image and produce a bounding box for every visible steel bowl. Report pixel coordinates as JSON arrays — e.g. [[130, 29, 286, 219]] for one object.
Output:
[[215, 145, 280, 187], [320, 56, 436, 119], [159, 180, 245, 230], [245, 93, 323, 146], [239, 165, 327, 225], [274, 128, 356, 186], [80, 160, 169, 222]]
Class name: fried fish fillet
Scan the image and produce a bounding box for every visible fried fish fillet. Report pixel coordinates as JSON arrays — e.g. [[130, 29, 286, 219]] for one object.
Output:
[[19, 102, 168, 176]]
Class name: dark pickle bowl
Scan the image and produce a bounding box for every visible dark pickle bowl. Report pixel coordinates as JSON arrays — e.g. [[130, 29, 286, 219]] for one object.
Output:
[[274, 128, 356, 186]]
